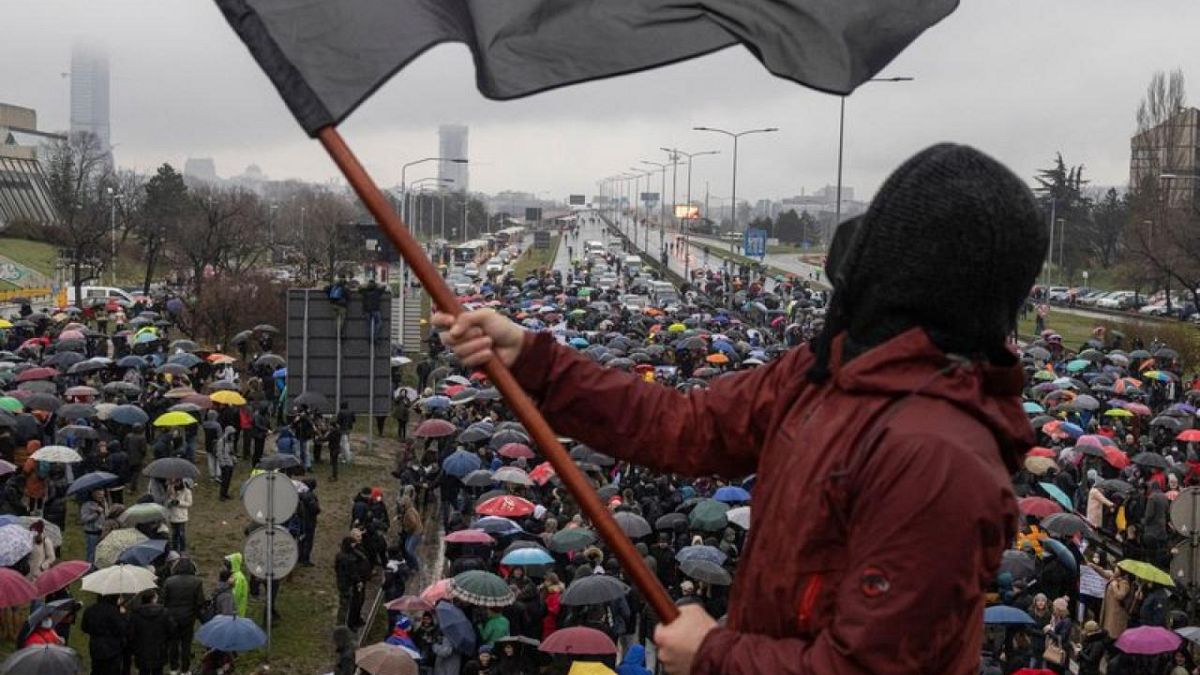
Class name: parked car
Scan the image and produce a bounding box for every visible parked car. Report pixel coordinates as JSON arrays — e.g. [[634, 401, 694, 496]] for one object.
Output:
[[1044, 286, 1070, 303], [1097, 291, 1142, 310]]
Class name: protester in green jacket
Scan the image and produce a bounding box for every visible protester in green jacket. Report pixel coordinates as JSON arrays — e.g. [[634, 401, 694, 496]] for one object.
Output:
[[224, 552, 249, 617], [477, 607, 510, 648]]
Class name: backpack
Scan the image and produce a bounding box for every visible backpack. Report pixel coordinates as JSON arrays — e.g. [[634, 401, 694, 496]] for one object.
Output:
[[198, 593, 218, 623], [328, 284, 346, 302]]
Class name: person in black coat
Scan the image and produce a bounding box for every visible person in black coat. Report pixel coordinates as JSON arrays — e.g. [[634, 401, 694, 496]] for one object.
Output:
[[128, 589, 175, 675], [1076, 620, 1107, 675], [81, 595, 127, 675], [162, 557, 205, 674], [335, 533, 371, 631]]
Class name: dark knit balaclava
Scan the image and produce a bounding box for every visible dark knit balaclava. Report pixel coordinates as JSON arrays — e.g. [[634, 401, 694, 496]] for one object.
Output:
[[808, 143, 1048, 382]]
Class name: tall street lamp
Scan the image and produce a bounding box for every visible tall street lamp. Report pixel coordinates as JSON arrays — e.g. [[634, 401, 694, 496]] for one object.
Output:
[[662, 149, 720, 278], [400, 157, 468, 225], [640, 160, 668, 253], [410, 177, 453, 238], [629, 168, 655, 252], [693, 126, 778, 238], [106, 186, 122, 285], [833, 76, 913, 243]]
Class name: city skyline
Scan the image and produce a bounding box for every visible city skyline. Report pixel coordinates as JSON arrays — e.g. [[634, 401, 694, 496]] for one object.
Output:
[[68, 39, 110, 154]]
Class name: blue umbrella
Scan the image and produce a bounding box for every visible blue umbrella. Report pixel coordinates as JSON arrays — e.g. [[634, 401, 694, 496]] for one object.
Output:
[[983, 605, 1036, 625], [167, 353, 203, 368], [713, 486, 751, 504], [196, 615, 267, 652], [1060, 422, 1085, 439], [117, 355, 146, 369], [500, 547, 554, 566], [67, 471, 119, 498], [569, 337, 589, 348], [116, 539, 168, 566], [421, 395, 451, 411], [1022, 401, 1045, 414], [442, 450, 482, 478], [473, 516, 523, 536], [110, 405, 149, 426], [435, 600, 476, 655], [1042, 538, 1078, 574], [675, 545, 727, 566], [1038, 482, 1073, 511]]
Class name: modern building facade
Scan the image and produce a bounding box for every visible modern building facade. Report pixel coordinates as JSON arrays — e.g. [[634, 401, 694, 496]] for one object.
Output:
[[438, 124, 469, 191], [70, 40, 111, 152], [1130, 107, 1200, 208], [0, 103, 62, 232]]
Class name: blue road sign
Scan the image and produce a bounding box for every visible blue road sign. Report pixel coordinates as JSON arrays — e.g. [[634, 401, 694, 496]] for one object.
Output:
[[743, 228, 768, 259]]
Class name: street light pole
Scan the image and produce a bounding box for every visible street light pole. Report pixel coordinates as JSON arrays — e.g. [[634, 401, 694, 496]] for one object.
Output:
[[663, 149, 719, 279], [410, 177, 454, 239], [106, 187, 121, 286], [833, 76, 913, 244], [400, 156, 468, 227], [693, 127, 778, 241], [640, 160, 668, 253]]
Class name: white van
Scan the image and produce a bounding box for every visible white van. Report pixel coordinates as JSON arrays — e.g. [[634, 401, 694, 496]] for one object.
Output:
[[67, 286, 137, 307]]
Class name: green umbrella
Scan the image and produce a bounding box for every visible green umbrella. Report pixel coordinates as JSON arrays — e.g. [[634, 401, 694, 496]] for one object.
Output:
[[449, 570, 515, 607], [1066, 359, 1090, 373], [688, 499, 730, 532], [1117, 559, 1174, 587], [0, 397, 22, 413], [1033, 370, 1056, 382], [118, 503, 169, 527], [549, 527, 597, 553], [94, 528, 148, 569], [578, 287, 593, 297], [569, 309, 588, 317]]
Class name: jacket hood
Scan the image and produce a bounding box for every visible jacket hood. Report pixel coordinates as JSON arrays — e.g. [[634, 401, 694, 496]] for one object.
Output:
[[226, 552, 243, 571], [620, 644, 646, 667], [830, 328, 1032, 472], [172, 557, 197, 575]]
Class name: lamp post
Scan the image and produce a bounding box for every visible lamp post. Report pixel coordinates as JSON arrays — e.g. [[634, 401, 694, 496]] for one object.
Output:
[[693, 126, 778, 241], [410, 177, 453, 238], [640, 160, 668, 253], [661, 148, 719, 278], [833, 76, 913, 243], [400, 157, 468, 225], [106, 186, 122, 286], [629, 168, 655, 252]]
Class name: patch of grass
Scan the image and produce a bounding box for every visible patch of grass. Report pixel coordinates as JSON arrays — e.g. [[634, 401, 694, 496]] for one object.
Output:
[[0, 238, 57, 277], [0, 432, 415, 673], [767, 243, 819, 255], [513, 235, 561, 278], [1018, 309, 1107, 347]]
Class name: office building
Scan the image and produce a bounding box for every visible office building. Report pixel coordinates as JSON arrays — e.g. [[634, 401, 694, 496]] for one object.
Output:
[[0, 103, 62, 232], [438, 124, 469, 191], [70, 40, 111, 153], [1130, 107, 1200, 209]]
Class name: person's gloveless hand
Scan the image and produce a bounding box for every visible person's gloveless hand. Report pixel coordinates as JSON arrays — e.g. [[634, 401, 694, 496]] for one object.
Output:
[[655, 604, 718, 674], [431, 310, 525, 368]]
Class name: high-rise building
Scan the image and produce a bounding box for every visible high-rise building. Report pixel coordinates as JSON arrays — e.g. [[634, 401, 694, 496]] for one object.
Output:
[[438, 124, 469, 192], [70, 41, 111, 153]]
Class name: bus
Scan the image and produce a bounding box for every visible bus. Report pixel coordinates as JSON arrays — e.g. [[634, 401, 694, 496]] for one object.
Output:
[[451, 239, 489, 264], [495, 226, 526, 246]]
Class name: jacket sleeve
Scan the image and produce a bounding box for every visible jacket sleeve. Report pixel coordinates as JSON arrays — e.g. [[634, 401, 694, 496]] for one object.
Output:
[[509, 332, 811, 478], [693, 430, 1011, 675]]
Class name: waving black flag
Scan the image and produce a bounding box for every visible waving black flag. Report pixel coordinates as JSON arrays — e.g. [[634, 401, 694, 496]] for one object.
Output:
[[216, 0, 958, 136]]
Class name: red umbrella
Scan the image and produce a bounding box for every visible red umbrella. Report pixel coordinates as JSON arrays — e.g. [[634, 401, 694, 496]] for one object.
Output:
[[444, 529, 494, 545], [33, 560, 91, 597], [420, 579, 451, 605], [539, 626, 618, 656], [476, 495, 536, 518], [1178, 429, 1200, 442], [1103, 447, 1131, 470], [386, 595, 434, 613], [0, 568, 39, 608], [15, 367, 58, 383], [413, 419, 457, 439], [1125, 402, 1152, 416], [530, 462, 556, 486], [444, 384, 466, 397], [498, 443, 536, 460], [1017, 497, 1062, 518], [1026, 447, 1056, 459], [1076, 434, 1114, 449]]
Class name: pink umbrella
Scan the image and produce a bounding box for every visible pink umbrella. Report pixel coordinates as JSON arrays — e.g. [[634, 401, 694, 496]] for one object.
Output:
[[1076, 434, 1114, 449], [33, 560, 91, 597], [64, 386, 99, 399], [15, 367, 58, 383], [539, 626, 618, 655], [444, 529, 494, 545], [385, 595, 434, 613], [1115, 625, 1182, 655], [1125, 402, 1152, 416], [498, 443, 536, 460], [420, 579, 451, 605], [58, 330, 85, 342], [0, 568, 39, 608]]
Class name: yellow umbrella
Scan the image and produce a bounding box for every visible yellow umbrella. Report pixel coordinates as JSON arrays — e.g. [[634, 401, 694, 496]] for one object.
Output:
[[1117, 559, 1175, 587], [0, 319, 11, 329], [153, 411, 198, 427], [1104, 409, 1134, 418], [568, 663, 617, 675], [210, 390, 247, 406], [667, 323, 687, 333]]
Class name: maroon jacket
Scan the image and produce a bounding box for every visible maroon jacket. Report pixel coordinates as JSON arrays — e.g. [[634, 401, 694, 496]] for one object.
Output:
[[511, 327, 1030, 674]]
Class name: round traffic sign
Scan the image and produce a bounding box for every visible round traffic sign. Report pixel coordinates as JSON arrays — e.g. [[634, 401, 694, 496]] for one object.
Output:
[[242, 472, 299, 525], [1171, 487, 1200, 535], [243, 526, 299, 580]]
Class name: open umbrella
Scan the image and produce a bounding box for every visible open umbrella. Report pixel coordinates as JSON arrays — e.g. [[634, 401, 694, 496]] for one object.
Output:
[[449, 570, 515, 607], [1042, 538, 1077, 573], [1117, 559, 1175, 587], [460, 469, 494, 488], [999, 550, 1037, 580], [983, 605, 1036, 625], [0, 644, 82, 675], [441, 450, 482, 478], [116, 540, 169, 566], [32, 561, 90, 598], [386, 595, 434, 613], [1037, 482, 1073, 510], [725, 505, 751, 530], [677, 545, 728, 566], [0, 568, 39, 608], [258, 454, 302, 471], [655, 513, 688, 531], [355, 643, 418, 675], [93, 529, 149, 569], [435, 600, 477, 655], [210, 390, 247, 406], [0, 524, 34, 566], [414, 419, 457, 439], [688, 499, 730, 531], [613, 512, 652, 539], [492, 466, 533, 487], [681, 559, 732, 586], [142, 457, 200, 481], [540, 626, 618, 656], [561, 575, 630, 606], [1116, 625, 1182, 655], [30, 445, 82, 464], [476, 495, 536, 518], [501, 547, 554, 566], [117, 503, 169, 527], [153, 411, 197, 427], [66, 471, 119, 498], [81, 564, 157, 595], [549, 528, 597, 553], [473, 517, 522, 536], [1040, 512, 1089, 537], [712, 485, 751, 503], [497, 442, 536, 460], [1133, 452, 1171, 471], [196, 615, 268, 652]]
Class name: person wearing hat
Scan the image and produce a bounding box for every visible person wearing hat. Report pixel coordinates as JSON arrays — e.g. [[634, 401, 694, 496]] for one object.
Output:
[[1076, 620, 1107, 675], [435, 143, 1047, 674]]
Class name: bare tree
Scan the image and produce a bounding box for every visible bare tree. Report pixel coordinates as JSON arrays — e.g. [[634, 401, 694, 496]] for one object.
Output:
[[169, 185, 269, 293], [42, 131, 114, 303], [277, 186, 360, 283]]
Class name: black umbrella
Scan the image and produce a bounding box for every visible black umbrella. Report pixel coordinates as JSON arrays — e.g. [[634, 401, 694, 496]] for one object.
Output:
[[1156, 348, 1180, 360], [998, 549, 1037, 580], [680, 559, 732, 586], [143, 457, 201, 481], [1151, 416, 1186, 431], [1040, 512, 1090, 537], [57, 403, 97, 421], [109, 405, 149, 426], [17, 381, 57, 395], [0, 644, 82, 675], [1133, 452, 1171, 471], [103, 382, 142, 398], [1076, 445, 1106, 459], [56, 425, 98, 441], [613, 512, 652, 539], [254, 323, 280, 334], [461, 469, 495, 488], [67, 360, 107, 375], [25, 599, 81, 632], [490, 429, 531, 449], [116, 355, 147, 369], [655, 513, 688, 531], [560, 574, 630, 606], [258, 454, 301, 471], [292, 390, 330, 412], [67, 471, 120, 497], [457, 427, 491, 444], [231, 330, 253, 346], [1098, 479, 1135, 496], [44, 352, 84, 369], [24, 394, 62, 412], [255, 353, 286, 369]]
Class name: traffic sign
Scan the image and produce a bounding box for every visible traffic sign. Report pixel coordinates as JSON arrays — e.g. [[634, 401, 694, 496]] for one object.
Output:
[[1171, 487, 1200, 535], [743, 228, 768, 259], [243, 526, 299, 580], [242, 472, 299, 525]]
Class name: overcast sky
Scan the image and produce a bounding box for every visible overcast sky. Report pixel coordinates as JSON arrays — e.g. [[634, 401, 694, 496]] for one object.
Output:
[[5, 1, 1200, 204]]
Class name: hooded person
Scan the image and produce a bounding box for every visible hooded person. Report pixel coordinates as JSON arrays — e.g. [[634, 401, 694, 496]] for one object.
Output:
[[384, 614, 422, 658], [224, 552, 249, 617], [433, 143, 1048, 675], [617, 644, 653, 675]]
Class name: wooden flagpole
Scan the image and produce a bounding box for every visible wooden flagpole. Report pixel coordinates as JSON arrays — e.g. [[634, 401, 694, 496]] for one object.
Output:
[[317, 126, 681, 624]]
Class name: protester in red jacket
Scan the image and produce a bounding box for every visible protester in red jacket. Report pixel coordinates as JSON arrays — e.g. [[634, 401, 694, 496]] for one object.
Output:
[[435, 144, 1048, 674]]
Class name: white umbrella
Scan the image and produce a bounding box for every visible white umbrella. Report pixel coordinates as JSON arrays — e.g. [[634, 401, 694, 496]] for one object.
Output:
[[81, 564, 156, 595], [726, 505, 751, 530], [30, 445, 82, 464], [492, 466, 533, 487], [0, 525, 34, 566]]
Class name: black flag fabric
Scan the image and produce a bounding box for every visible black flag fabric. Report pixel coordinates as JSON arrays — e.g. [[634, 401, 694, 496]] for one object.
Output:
[[215, 0, 958, 136]]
